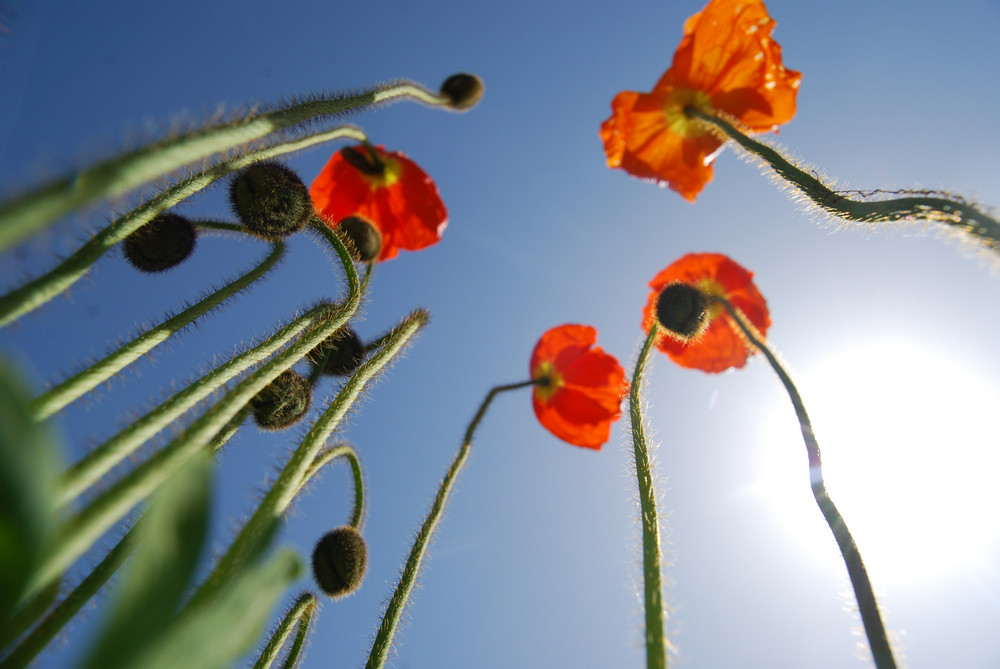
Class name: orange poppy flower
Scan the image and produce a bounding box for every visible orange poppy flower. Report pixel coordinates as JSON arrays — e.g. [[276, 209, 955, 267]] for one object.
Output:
[[310, 144, 447, 261], [530, 324, 629, 450], [642, 253, 770, 372], [600, 0, 801, 201]]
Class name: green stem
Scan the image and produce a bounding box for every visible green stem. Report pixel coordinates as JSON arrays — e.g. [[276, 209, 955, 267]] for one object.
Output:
[[629, 325, 668, 669], [0, 80, 450, 252], [688, 107, 1000, 255], [24, 229, 363, 602], [0, 125, 366, 329], [30, 223, 283, 421], [190, 308, 427, 609], [365, 378, 537, 669], [301, 445, 365, 530], [716, 298, 897, 669], [0, 407, 250, 669], [250, 592, 316, 669]]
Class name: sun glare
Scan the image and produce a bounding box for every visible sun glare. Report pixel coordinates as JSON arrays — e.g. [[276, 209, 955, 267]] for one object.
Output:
[[755, 338, 1000, 586]]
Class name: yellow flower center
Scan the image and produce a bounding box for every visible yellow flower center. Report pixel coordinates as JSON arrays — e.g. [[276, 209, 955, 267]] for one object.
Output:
[[361, 155, 403, 190], [664, 88, 714, 138], [533, 361, 565, 403], [696, 277, 727, 319]]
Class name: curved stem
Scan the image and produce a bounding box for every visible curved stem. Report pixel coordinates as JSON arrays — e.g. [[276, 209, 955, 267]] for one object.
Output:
[[250, 592, 316, 669], [189, 308, 426, 610], [0, 79, 450, 252], [629, 325, 668, 669], [716, 297, 897, 669], [301, 445, 365, 530], [689, 107, 1000, 255], [25, 230, 363, 601], [0, 406, 251, 669], [365, 378, 537, 669], [0, 125, 366, 329], [30, 223, 283, 421]]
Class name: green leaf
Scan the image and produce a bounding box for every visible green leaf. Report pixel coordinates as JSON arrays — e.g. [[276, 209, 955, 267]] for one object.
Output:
[[131, 548, 303, 669], [0, 358, 61, 642], [80, 451, 212, 669]]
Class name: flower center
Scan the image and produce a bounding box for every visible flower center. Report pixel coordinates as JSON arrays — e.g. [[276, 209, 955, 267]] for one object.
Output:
[[361, 155, 402, 190], [664, 88, 714, 138], [695, 277, 727, 319], [533, 361, 565, 402]]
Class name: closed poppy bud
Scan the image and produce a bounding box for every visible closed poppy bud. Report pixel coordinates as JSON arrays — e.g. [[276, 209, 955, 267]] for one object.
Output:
[[250, 370, 312, 430], [439, 73, 484, 111], [311, 327, 366, 377], [655, 282, 710, 342], [336, 216, 382, 263], [229, 161, 312, 240], [122, 212, 196, 273], [312, 526, 367, 598]]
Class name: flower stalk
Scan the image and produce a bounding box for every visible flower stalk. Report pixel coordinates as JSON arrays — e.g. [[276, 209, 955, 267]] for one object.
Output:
[[715, 296, 897, 669], [251, 593, 317, 669], [629, 325, 668, 669]]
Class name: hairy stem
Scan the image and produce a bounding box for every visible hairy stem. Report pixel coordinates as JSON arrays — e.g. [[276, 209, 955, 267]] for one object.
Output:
[[30, 223, 283, 421], [365, 378, 537, 669], [0, 125, 366, 329], [250, 592, 316, 669], [629, 325, 668, 669], [689, 107, 1000, 255], [0, 80, 450, 251], [716, 297, 897, 669]]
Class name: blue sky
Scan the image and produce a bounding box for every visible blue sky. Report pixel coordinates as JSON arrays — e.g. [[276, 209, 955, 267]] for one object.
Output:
[[2, 1, 1000, 667]]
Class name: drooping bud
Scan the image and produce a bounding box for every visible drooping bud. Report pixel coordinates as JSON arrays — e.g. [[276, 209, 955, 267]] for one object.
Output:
[[655, 282, 710, 342], [250, 370, 313, 430], [228, 161, 312, 240], [312, 526, 367, 598], [336, 216, 382, 262], [311, 327, 366, 377], [122, 212, 197, 273], [439, 73, 484, 111]]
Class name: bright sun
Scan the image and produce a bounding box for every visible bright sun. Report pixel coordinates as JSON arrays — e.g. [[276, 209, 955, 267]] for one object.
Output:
[[755, 338, 1000, 586]]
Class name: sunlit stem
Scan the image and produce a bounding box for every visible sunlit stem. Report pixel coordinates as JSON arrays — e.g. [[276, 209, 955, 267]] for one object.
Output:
[[23, 231, 363, 602], [0, 79, 452, 251], [54, 223, 365, 507], [365, 378, 538, 669], [629, 325, 668, 669], [29, 223, 283, 421], [251, 592, 317, 669], [301, 445, 365, 530], [714, 296, 897, 669], [687, 107, 1000, 256], [188, 308, 426, 610], [0, 407, 251, 669], [0, 125, 367, 329]]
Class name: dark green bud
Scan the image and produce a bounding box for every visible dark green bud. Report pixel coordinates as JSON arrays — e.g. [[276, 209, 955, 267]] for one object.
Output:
[[440, 73, 484, 111], [229, 161, 312, 240], [312, 526, 367, 598], [337, 216, 382, 262], [311, 327, 366, 377], [250, 370, 312, 430], [655, 282, 710, 341], [122, 212, 196, 273], [339, 146, 384, 176]]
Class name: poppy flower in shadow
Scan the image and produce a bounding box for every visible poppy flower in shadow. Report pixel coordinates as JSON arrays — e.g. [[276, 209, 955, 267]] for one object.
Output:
[[600, 0, 801, 201], [643, 253, 770, 372], [310, 144, 447, 261], [530, 324, 629, 449]]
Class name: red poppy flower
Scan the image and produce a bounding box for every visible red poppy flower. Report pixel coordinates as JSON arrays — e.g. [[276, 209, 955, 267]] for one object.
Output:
[[310, 144, 447, 261], [600, 0, 801, 201], [530, 324, 629, 450], [642, 253, 770, 373]]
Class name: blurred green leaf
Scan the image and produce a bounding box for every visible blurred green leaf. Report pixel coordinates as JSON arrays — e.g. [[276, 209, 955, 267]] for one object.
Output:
[[0, 358, 61, 643], [80, 451, 212, 669]]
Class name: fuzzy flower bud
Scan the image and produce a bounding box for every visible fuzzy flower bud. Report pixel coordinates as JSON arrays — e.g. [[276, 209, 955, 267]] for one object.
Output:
[[249, 370, 312, 430], [122, 212, 196, 273], [229, 161, 312, 240], [311, 327, 366, 377], [440, 73, 484, 111], [312, 526, 367, 598], [655, 282, 710, 342], [336, 216, 382, 263]]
